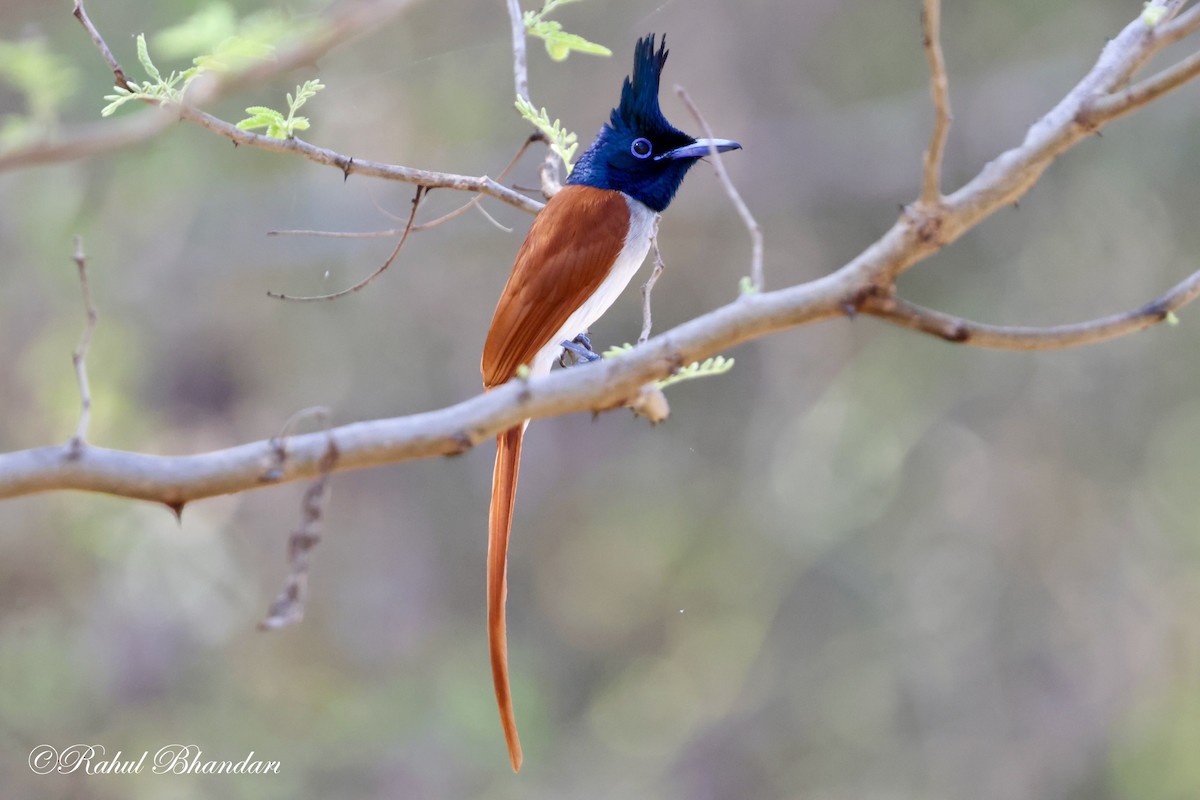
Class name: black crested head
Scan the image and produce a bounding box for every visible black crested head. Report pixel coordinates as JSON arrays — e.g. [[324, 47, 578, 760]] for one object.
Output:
[[613, 34, 673, 134], [567, 34, 742, 213]]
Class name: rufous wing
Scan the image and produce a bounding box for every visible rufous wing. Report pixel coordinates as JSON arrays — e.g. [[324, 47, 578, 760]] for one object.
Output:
[[482, 185, 630, 387]]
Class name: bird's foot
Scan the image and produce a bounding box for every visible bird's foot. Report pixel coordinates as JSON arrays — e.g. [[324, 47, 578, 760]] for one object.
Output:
[[558, 333, 602, 368]]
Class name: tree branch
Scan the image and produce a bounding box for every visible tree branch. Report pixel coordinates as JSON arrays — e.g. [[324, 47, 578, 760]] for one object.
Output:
[[72, 0, 131, 91], [639, 220, 665, 345], [505, 0, 563, 197], [1087, 47, 1200, 122], [266, 186, 425, 301], [861, 267, 1200, 349], [506, 0, 531, 104], [4, 1, 1200, 506], [1, 0, 547, 215], [676, 86, 763, 292], [919, 0, 952, 205], [68, 237, 97, 457]]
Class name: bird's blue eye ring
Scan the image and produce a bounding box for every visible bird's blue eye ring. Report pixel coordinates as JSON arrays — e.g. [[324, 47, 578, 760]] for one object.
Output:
[[630, 138, 653, 159]]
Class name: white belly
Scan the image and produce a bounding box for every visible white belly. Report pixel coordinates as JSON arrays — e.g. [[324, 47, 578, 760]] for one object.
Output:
[[528, 195, 657, 376]]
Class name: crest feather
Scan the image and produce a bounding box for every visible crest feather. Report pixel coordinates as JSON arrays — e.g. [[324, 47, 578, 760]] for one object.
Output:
[[612, 34, 669, 129]]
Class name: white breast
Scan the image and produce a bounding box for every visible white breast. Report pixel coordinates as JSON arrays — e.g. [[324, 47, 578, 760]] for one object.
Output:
[[528, 195, 657, 376]]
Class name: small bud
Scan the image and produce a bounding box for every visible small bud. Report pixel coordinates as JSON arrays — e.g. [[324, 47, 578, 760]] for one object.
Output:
[[1142, 4, 1167, 26]]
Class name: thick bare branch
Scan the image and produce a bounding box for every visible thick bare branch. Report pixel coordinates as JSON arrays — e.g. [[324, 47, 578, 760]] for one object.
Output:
[[0, 281, 845, 505], [4, 1, 1200, 505]]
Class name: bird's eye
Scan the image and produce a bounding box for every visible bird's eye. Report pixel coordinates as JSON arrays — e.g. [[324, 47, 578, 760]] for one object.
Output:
[[630, 138, 653, 159]]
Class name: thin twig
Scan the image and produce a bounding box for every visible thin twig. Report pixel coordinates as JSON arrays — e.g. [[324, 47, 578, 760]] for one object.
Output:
[[919, 0, 952, 204], [1087, 47, 1200, 122], [69, 237, 97, 458], [675, 85, 763, 292], [1155, 1, 1200, 47], [2, 0, 547, 219], [639, 218, 665, 344], [504, 0, 562, 196], [861, 266, 1200, 349], [506, 0, 530, 103], [473, 201, 515, 233], [260, 407, 338, 630], [72, 0, 131, 91], [267, 133, 543, 239], [182, 106, 541, 213], [268, 187, 425, 301]]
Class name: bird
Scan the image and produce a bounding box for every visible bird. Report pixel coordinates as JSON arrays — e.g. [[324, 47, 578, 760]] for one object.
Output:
[[480, 33, 741, 772]]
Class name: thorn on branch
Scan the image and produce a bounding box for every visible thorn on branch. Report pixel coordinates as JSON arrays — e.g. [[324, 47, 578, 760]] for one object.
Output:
[[1136, 296, 1172, 322], [68, 236, 98, 459], [260, 408, 339, 631], [446, 431, 474, 456]]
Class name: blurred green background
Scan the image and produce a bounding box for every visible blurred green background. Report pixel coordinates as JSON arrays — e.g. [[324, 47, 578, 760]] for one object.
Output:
[[3, 1, 1200, 798]]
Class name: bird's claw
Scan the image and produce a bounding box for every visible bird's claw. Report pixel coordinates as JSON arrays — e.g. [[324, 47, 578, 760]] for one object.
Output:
[[558, 333, 602, 367]]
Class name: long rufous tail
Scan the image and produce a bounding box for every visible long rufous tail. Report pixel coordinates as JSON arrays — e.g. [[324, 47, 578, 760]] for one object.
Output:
[[489, 425, 524, 772]]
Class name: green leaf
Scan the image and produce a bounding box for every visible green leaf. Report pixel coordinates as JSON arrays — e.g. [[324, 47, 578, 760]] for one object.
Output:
[[235, 114, 279, 131], [101, 94, 135, 117], [656, 356, 735, 390], [514, 95, 578, 173], [523, 0, 610, 60], [135, 34, 162, 83], [233, 80, 322, 139], [539, 27, 612, 60], [601, 343, 736, 390]]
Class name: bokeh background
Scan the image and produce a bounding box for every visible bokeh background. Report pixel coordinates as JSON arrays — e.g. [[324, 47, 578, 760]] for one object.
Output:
[[3, 1, 1200, 798]]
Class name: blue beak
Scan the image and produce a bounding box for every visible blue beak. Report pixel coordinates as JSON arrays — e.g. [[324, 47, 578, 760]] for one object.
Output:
[[656, 138, 742, 161]]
